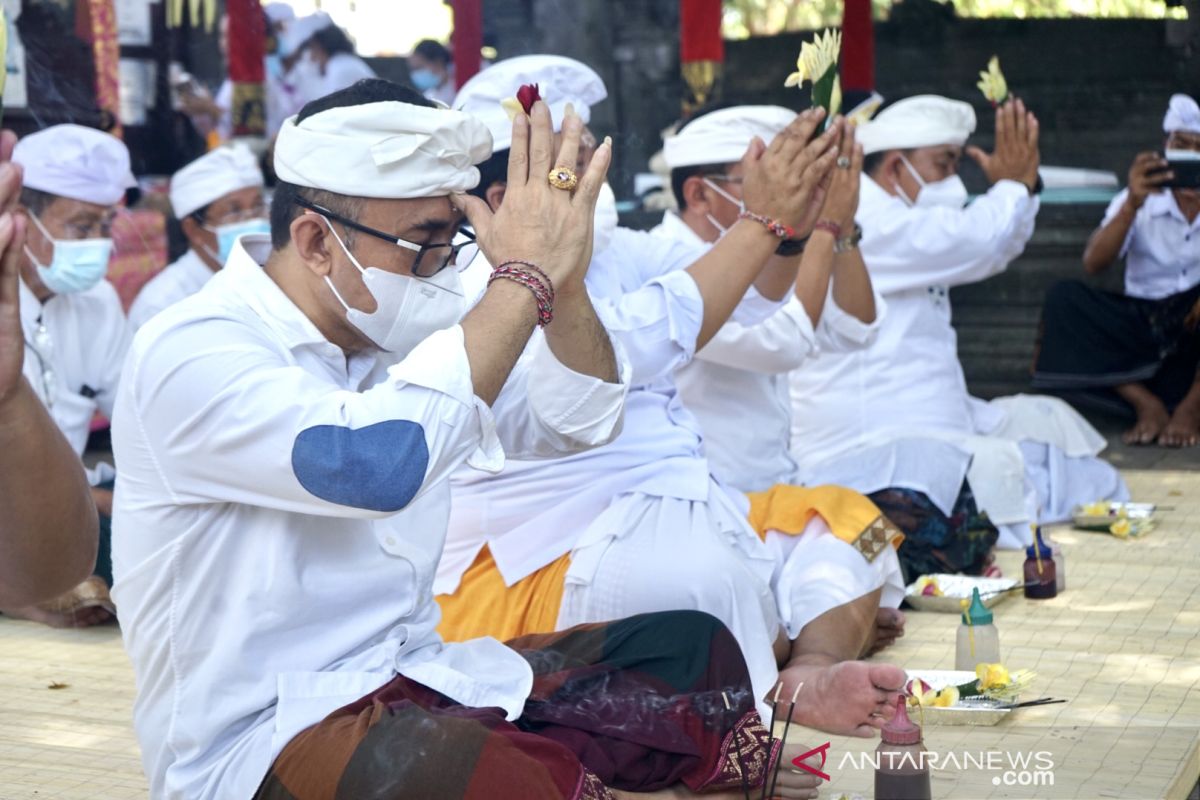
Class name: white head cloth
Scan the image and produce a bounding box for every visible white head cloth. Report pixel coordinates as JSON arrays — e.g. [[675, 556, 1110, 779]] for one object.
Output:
[[1164, 94, 1200, 134], [13, 124, 135, 206], [663, 105, 796, 169], [454, 55, 607, 152], [264, 2, 295, 25], [170, 143, 265, 218], [856, 95, 977, 155], [274, 99, 494, 198], [279, 12, 332, 57]]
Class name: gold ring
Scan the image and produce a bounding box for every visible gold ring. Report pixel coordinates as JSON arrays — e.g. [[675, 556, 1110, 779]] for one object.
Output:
[[548, 167, 579, 190]]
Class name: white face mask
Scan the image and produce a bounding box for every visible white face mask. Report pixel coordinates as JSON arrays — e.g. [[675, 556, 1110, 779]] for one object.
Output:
[[1165, 148, 1200, 162], [593, 182, 618, 254], [201, 218, 271, 265], [321, 216, 465, 356], [26, 214, 113, 295], [701, 177, 745, 239], [899, 156, 969, 209]]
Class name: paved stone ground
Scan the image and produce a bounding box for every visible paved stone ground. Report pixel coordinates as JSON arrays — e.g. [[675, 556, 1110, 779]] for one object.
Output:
[[1088, 410, 1200, 472]]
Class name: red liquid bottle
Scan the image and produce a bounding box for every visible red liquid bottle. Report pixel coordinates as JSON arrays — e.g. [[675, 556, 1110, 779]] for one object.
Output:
[[875, 697, 932, 800], [1023, 529, 1058, 600]]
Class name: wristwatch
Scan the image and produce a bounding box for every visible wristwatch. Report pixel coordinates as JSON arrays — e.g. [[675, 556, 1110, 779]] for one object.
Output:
[[834, 223, 863, 254], [775, 235, 810, 257]]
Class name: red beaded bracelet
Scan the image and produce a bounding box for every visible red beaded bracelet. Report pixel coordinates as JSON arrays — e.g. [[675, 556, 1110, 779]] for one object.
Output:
[[738, 209, 795, 239], [812, 220, 842, 239], [489, 263, 554, 326], [494, 259, 555, 298]]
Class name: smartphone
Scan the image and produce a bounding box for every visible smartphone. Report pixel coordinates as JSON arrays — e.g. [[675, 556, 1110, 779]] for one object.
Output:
[[1161, 159, 1200, 189]]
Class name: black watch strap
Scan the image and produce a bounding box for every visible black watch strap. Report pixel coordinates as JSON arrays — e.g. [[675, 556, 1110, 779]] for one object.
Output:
[[775, 235, 810, 257]]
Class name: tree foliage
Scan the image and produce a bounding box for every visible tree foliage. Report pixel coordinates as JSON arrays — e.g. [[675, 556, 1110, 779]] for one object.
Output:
[[721, 0, 1186, 38]]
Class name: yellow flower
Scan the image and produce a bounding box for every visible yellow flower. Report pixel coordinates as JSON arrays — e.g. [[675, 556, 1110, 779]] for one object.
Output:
[[1110, 518, 1132, 538], [930, 686, 960, 708], [784, 29, 842, 89], [500, 97, 525, 122], [905, 677, 939, 709], [977, 56, 1008, 106], [975, 663, 1011, 690]]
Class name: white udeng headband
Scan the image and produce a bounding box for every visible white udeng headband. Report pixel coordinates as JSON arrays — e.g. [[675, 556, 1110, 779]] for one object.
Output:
[[273, 100, 494, 198]]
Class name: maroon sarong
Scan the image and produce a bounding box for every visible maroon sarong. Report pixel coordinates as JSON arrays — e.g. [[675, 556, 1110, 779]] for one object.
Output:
[[254, 611, 778, 799]]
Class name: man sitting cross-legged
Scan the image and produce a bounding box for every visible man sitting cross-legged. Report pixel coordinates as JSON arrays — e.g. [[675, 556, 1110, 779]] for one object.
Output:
[[437, 56, 906, 741], [112, 79, 816, 800]]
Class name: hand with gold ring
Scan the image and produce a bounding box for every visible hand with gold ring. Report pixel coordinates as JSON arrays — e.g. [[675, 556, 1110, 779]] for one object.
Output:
[[548, 166, 578, 191], [454, 100, 612, 294]]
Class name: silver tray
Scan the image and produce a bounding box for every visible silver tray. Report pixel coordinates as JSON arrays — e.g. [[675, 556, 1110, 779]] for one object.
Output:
[[905, 670, 1012, 726], [1071, 502, 1156, 534], [904, 574, 1019, 613]]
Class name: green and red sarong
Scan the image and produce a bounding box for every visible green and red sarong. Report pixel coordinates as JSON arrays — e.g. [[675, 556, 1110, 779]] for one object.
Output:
[[254, 611, 778, 800]]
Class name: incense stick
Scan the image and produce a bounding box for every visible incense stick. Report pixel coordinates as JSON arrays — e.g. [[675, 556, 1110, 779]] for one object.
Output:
[[760, 682, 784, 800], [723, 692, 750, 800], [1001, 697, 1067, 710], [768, 682, 803, 800]]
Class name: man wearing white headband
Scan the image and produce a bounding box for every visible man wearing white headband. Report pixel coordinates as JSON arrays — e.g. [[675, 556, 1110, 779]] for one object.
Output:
[[790, 96, 1127, 567], [111, 78, 798, 800], [660, 103, 909, 661], [439, 57, 907, 742], [129, 143, 266, 330], [1, 124, 134, 628], [1036, 93, 1200, 448]]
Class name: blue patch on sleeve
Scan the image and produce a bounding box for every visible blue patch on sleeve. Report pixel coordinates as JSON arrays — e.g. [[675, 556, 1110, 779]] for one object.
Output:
[[291, 420, 430, 512]]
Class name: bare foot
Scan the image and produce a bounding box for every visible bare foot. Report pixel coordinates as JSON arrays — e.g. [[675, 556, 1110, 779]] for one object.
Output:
[[1123, 396, 1170, 445], [614, 739, 824, 799], [863, 608, 906, 657], [775, 660, 906, 737], [0, 576, 114, 628], [1160, 402, 1200, 448], [2, 603, 113, 628]]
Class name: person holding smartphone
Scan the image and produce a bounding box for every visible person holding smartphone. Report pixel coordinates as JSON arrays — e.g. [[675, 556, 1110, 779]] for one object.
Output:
[[1035, 94, 1200, 448]]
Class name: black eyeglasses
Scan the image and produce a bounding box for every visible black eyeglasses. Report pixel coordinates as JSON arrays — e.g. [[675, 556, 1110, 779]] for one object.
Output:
[[294, 196, 477, 278]]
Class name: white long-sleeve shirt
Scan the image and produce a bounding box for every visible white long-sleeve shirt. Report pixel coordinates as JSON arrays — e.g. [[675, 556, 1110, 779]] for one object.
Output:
[[790, 176, 1038, 462], [18, 276, 130, 467], [786, 175, 1038, 522], [440, 226, 782, 592], [128, 249, 213, 331], [651, 211, 885, 493], [111, 235, 629, 800]]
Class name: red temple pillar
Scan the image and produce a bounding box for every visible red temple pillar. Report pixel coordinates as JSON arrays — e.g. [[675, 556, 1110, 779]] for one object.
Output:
[[227, 0, 266, 139], [680, 0, 724, 116], [841, 0, 875, 92], [453, 0, 483, 89], [77, 0, 123, 137]]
